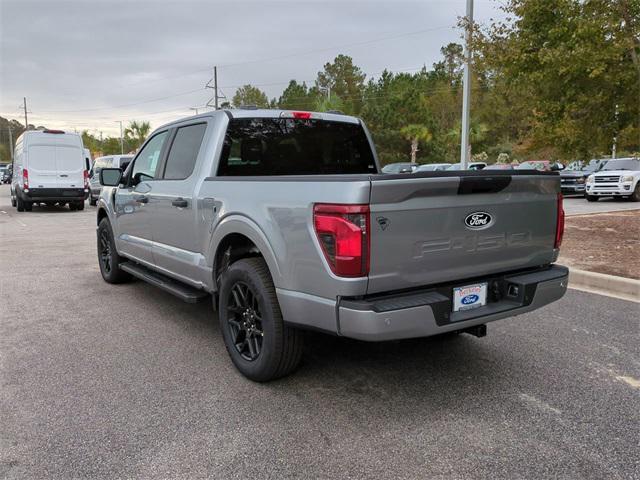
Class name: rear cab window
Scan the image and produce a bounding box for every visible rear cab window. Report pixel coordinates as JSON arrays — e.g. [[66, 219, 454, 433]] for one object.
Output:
[[217, 118, 377, 176], [162, 123, 207, 180]]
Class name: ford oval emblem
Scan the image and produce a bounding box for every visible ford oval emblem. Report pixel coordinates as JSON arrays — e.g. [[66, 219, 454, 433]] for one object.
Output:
[[464, 212, 492, 229], [461, 294, 479, 305]]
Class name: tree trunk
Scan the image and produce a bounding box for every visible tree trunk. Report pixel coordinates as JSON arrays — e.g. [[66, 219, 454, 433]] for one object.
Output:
[[410, 139, 418, 163]]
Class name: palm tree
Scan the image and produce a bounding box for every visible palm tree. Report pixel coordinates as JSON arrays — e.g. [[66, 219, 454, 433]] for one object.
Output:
[[124, 120, 151, 150], [400, 124, 432, 163]]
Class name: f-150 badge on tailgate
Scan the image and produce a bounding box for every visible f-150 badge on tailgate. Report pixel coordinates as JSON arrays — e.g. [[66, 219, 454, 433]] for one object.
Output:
[[464, 212, 492, 229]]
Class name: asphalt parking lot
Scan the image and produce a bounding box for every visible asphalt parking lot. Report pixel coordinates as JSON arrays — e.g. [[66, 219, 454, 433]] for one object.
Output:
[[1, 184, 639, 479]]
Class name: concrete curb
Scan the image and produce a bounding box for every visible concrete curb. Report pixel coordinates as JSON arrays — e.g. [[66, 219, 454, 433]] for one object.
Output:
[[566, 208, 640, 217], [569, 268, 640, 303]]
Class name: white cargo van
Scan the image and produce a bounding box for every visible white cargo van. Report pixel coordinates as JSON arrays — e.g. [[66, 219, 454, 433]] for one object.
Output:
[[10, 129, 89, 211]]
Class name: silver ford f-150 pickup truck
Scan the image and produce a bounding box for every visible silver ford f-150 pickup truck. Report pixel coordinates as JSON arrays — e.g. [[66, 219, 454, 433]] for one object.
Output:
[[96, 109, 568, 381]]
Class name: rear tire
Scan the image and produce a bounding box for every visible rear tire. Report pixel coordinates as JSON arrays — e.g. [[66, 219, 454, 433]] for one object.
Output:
[[11, 196, 17, 207], [24, 201, 32, 211], [585, 194, 598, 202], [69, 202, 77, 211], [219, 257, 303, 382], [89, 195, 97, 206], [76, 201, 85, 211], [16, 196, 24, 212], [97, 218, 131, 284]]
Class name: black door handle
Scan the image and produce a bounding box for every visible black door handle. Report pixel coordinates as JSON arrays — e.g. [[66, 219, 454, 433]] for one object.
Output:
[[172, 198, 188, 208], [134, 195, 148, 204]]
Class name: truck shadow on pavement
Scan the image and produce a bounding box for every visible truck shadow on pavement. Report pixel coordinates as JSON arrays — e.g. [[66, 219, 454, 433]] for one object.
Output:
[[139, 281, 528, 408]]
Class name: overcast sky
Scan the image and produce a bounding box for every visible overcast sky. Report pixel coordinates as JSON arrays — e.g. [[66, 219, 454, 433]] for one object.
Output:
[[0, 0, 505, 136]]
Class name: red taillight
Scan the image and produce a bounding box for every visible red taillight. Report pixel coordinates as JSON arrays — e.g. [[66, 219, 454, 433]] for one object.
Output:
[[83, 169, 89, 188], [313, 204, 370, 277], [555, 193, 564, 248], [292, 111, 312, 119], [23, 168, 29, 188]]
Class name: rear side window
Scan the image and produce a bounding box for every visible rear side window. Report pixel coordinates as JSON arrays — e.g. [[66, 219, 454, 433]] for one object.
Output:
[[218, 118, 376, 176], [163, 123, 207, 180]]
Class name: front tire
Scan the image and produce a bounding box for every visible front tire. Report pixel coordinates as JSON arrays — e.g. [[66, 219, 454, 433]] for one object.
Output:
[[97, 218, 131, 284], [219, 257, 303, 382], [631, 184, 640, 202], [585, 194, 598, 202]]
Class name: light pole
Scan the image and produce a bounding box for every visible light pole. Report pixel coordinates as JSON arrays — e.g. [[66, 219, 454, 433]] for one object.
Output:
[[460, 0, 474, 169], [115, 121, 124, 154]]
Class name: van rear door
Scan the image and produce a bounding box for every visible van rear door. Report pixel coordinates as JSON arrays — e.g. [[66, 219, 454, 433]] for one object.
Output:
[[28, 145, 58, 189], [55, 143, 84, 189]]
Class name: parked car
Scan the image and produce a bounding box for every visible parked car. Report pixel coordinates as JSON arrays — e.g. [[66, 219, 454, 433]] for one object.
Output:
[[560, 159, 607, 195], [96, 109, 568, 381], [484, 164, 514, 170], [2, 164, 13, 184], [88, 155, 133, 205], [0, 165, 8, 183], [10, 129, 89, 211], [446, 162, 487, 170], [585, 157, 640, 202], [414, 163, 451, 172], [515, 160, 564, 172], [381, 162, 417, 174]]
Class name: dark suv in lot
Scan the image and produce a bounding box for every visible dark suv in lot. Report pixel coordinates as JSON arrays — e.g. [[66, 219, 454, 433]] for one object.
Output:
[[560, 159, 607, 195]]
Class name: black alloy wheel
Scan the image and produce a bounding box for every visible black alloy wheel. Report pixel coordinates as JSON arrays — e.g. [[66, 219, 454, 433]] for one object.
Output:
[[99, 228, 113, 275], [226, 281, 264, 361]]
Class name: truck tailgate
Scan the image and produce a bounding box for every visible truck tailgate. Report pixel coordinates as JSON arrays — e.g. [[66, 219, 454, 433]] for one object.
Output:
[[367, 172, 560, 294]]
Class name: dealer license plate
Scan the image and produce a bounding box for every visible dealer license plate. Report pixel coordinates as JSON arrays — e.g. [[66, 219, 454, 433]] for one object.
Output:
[[453, 283, 487, 312]]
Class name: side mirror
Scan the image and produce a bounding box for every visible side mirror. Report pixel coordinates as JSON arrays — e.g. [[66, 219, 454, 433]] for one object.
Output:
[[99, 168, 123, 186]]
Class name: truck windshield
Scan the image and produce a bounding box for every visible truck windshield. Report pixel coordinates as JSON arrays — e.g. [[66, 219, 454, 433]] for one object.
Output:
[[601, 159, 640, 171], [218, 118, 377, 176]]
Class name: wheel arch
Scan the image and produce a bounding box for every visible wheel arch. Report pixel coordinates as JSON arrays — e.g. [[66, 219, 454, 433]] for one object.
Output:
[[209, 215, 283, 292]]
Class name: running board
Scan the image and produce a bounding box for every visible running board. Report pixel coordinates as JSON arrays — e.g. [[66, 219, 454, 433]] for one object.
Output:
[[120, 263, 209, 303]]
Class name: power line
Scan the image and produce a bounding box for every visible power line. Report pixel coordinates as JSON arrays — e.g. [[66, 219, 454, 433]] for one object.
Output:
[[35, 87, 206, 114], [111, 24, 453, 89], [217, 25, 452, 69]]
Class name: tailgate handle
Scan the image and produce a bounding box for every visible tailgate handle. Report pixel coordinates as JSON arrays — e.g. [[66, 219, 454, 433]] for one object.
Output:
[[458, 176, 511, 194], [172, 198, 188, 208]]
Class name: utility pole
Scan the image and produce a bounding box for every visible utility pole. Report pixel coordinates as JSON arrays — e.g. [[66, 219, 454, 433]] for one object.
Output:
[[460, 0, 474, 169], [8, 126, 14, 161], [214, 66, 219, 110], [206, 66, 222, 110], [116, 121, 124, 154], [612, 104, 619, 159], [21, 97, 29, 130]]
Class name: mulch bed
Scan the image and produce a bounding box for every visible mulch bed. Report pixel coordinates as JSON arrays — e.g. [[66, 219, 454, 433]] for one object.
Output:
[[559, 210, 640, 279]]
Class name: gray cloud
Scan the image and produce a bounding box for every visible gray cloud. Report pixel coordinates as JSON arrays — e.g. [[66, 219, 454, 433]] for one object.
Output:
[[0, 0, 504, 135]]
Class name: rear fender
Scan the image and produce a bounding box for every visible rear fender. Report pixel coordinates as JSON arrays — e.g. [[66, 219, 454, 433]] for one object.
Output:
[[208, 214, 283, 290]]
